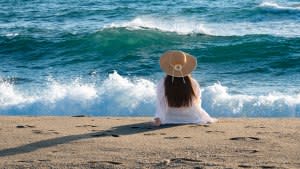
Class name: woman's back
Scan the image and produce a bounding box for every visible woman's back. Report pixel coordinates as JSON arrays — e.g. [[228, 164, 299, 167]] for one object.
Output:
[[155, 76, 215, 124], [164, 75, 196, 107]]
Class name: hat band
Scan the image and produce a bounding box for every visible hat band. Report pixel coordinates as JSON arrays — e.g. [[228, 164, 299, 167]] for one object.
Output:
[[169, 64, 186, 84], [170, 63, 184, 72], [174, 64, 183, 71]]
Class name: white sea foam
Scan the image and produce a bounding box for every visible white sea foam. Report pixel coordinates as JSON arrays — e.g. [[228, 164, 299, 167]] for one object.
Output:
[[202, 83, 300, 117], [5, 33, 19, 37], [0, 72, 299, 117], [259, 1, 300, 11], [105, 16, 212, 35], [0, 72, 156, 116], [104, 16, 300, 37], [0, 80, 35, 107]]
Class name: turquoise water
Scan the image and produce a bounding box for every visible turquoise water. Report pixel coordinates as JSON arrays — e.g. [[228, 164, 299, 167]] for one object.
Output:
[[1, 0, 300, 117]]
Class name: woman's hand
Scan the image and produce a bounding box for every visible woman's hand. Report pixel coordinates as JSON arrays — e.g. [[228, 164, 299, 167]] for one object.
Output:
[[152, 118, 161, 126]]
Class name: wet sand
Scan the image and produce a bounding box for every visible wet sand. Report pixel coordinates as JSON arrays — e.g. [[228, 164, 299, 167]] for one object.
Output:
[[0, 116, 299, 168]]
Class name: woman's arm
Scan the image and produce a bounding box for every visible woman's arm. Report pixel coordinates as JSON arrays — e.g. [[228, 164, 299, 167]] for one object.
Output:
[[154, 78, 166, 124], [191, 78, 201, 103]]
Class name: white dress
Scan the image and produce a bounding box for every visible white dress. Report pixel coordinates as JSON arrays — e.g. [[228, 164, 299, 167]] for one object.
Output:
[[155, 77, 217, 124]]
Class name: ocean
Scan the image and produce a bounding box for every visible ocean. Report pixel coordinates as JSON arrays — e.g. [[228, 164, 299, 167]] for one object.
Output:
[[1, 0, 300, 117]]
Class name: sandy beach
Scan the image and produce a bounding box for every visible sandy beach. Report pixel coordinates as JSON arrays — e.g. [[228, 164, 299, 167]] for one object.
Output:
[[0, 116, 299, 169]]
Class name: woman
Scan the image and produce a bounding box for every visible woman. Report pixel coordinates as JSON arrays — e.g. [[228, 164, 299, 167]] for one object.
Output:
[[153, 50, 217, 126]]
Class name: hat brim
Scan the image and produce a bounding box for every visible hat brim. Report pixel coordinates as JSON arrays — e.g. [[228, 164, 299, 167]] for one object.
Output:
[[160, 51, 197, 77]]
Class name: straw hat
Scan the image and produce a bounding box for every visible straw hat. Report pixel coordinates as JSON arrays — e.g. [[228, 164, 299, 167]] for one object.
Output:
[[160, 50, 197, 77]]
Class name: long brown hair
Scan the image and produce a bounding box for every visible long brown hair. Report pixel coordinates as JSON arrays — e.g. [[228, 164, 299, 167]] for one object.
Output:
[[164, 75, 196, 107]]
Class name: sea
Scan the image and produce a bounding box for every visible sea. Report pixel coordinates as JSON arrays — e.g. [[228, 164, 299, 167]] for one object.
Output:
[[1, 0, 300, 117]]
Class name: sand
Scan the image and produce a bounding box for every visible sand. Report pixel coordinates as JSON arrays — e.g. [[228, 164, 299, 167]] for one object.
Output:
[[0, 116, 299, 169]]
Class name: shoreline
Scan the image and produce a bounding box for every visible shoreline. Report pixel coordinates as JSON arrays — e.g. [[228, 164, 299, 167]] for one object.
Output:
[[0, 116, 299, 168]]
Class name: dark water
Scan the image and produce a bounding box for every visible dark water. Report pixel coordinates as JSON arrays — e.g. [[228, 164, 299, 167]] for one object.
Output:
[[1, 0, 300, 117]]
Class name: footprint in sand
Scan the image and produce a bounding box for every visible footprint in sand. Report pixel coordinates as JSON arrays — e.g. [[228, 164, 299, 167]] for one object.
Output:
[[47, 130, 60, 134], [236, 149, 259, 154], [16, 125, 36, 128], [245, 126, 266, 129], [32, 130, 59, 135], [164, 136, 179, 139], [16, 125, 26, 128], [144, 133, 157, 136], [168, 158, 219, 167], [103, 161, 122, 165], [257, 131, 280, 135], [206, 130, 225, 133], [38, 159, 51, 162], [88, 161, 122, 165], [32, 130, 43, 134], [170, 158, 202, 163], [238, 164, 252, 168], [259, 165, 276, 169], [18, 160, 34, 163], [160, 158, 218, 168], [183, 136, 192, 139], [162, 158, 202, 165], [230, 137, 260, 141]]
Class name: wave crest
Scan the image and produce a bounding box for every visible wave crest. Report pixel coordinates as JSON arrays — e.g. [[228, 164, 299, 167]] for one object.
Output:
[[104, 17, 212, 35], [103, 16, 300, 37], [259, 1, 300, 11]]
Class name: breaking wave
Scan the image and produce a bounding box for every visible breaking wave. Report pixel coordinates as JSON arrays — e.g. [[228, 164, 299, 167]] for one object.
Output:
[[104, 16, 300, 37], [1, 72, 299, 117], [259, 1, 300, 11]]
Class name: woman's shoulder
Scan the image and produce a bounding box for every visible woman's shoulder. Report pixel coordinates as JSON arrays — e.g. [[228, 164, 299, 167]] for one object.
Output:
[[190, 77, 200, 87]]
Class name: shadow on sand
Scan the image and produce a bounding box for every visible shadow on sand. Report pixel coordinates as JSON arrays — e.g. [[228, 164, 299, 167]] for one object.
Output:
[[0, 122, 182, 157]]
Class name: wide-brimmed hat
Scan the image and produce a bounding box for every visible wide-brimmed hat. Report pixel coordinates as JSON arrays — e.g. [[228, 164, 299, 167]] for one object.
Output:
[[160, 50, 197, 77]]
